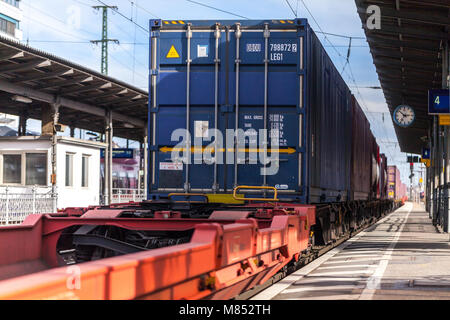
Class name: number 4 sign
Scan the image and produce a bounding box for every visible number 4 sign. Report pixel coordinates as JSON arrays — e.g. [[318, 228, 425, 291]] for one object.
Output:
[[429, 89, 450, 115]]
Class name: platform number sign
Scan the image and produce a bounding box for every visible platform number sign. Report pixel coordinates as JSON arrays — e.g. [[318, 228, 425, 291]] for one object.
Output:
[[428, 89, 450, 114], [422, 148, 430, 160]]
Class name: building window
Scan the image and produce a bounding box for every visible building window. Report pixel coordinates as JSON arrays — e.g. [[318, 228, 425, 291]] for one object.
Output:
[[65, 153, 74, 187], [81, 155, 89, 187], [3, 154, 21, 184], [26, 153, 47, 186], [0, 18, 16, 36], [1, 0, 20, 8], [1, 152, 48, 186]]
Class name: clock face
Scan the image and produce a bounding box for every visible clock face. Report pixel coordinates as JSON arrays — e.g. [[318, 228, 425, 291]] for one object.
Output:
[[394, 105, 415, 127]]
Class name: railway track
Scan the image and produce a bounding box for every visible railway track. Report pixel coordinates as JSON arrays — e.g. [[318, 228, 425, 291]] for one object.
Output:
[[234, 216, 385, 300]]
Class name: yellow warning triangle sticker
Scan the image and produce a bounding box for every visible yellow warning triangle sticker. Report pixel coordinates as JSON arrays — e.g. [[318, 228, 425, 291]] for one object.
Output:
[[166, 45, 180, 58]]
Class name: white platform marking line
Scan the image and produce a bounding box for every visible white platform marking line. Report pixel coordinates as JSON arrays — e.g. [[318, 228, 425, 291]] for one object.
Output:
[[344, 248, 389, 251], [322, 257, 384, 264], [317, 264, 378, 270], [328, 254, 383, 259], [311, 270, 374, 276], [281, 284, 366, 294], [359, 202, 413, 300], [294, 276, 365, 282], [250, 232, 366, 300], [251, 204, 408, 300], [339, 250, 388, 254]]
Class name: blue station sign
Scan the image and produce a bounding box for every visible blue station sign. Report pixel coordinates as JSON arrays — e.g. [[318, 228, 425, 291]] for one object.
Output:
[[100, 148, 134, 159], [422, 148, 430, 160], [428, 89, 450, 115]]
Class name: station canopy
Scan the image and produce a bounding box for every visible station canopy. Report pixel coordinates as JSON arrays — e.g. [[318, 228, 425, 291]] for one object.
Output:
[[0, 36, 148, 141], [355, 0, 449, 154]]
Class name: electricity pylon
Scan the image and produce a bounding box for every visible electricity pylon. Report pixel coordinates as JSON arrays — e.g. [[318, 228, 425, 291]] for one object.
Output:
[[91, 5, 119, 75]]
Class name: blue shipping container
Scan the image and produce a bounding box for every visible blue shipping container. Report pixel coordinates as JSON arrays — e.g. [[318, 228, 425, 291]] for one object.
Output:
[[148, 19, 352, 203]]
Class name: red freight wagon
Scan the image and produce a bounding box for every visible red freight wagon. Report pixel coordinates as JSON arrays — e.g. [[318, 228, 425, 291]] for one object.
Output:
[[350, 95, 372, 201], [388, 166, 403, 200], [369, 131, 380, 200], [380, 154, 388, 200]]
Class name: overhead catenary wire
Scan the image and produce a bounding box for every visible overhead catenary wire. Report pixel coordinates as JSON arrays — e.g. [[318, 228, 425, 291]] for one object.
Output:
[[341, 37, 352, 74], [185, 0, 250, 19], [26, 0, 149, 83], [24, 0, 400, 161], [125, 0, 160, 18], [299, 0, 397, 163], [186, 0, 365, 42], [109, 53, 148, 81], [284, 0, 297, 17], [95, 0, 149, 33], [71, 0, 94, 7], [23, 14, 92, 42], [25, 40, 148, 45], [316, 31, 365, 40], [107, 16, 149, 67], [131, 0, 138, 83], [23, 1, 99, 39]]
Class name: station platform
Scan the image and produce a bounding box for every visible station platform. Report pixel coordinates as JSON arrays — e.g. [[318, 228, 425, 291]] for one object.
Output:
[[252, 202, 450, 300]]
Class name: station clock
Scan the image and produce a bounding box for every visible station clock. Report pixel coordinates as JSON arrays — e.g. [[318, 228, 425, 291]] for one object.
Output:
[[393, 105, 415, 127]]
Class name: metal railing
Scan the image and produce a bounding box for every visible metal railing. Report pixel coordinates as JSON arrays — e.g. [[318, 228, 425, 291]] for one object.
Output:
[[111, 188, 146, 204], [434, 184, 449, 233], [0, 186, 56, 226]]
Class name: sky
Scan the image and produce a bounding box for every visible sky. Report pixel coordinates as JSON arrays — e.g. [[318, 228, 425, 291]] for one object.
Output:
[[16, 0, 423, 186]]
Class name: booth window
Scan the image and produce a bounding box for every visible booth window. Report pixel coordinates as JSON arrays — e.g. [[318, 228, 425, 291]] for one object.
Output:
[[26, 153, 47, 186], [65, 153, 74, 187], [81, 155, 89, 187], [3, 154, 21, 184]]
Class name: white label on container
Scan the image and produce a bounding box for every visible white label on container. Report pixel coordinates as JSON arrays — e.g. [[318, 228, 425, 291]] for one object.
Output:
[[270, 43, 297, 52], [197, 45, 209, 58], [275, 184, 289, 190], [160, 162, 183, 171], [270, 114, 286, 146], [195, 120, 209, 138], [246, 43, 262, 52]]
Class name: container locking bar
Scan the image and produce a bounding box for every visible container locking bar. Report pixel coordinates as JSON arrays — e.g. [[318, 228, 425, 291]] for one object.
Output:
[[213, 23, 221, 193], [233, 186, 279, 202], [263, 23, 270, 190], [185, 23, 193, 192], [234, 23, 242, 188]]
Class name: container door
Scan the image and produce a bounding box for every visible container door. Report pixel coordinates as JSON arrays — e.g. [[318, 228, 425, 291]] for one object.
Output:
[[150, 20, 306, 198], [153, 23, 226, 192], [228, 22, 306, 198]]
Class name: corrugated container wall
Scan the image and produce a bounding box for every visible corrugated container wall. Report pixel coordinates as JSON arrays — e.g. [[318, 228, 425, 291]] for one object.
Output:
[[306, 29, 352, 203], [380, 154, 388, 200], [350, 95, 371, 201], [369, 131, 380, 200], [148, 19, 352, 203]]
